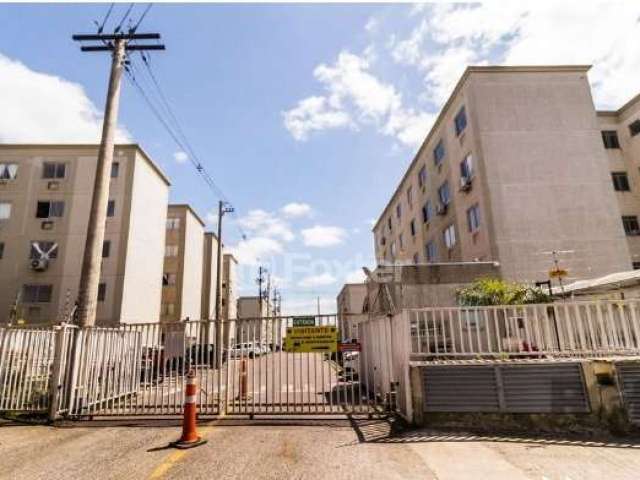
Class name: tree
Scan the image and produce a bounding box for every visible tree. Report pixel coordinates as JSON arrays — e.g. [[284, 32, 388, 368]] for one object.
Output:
[[456, 277, 551, 307]]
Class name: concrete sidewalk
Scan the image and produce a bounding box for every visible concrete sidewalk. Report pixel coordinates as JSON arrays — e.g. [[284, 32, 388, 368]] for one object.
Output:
[[2, 419, 640, 479]]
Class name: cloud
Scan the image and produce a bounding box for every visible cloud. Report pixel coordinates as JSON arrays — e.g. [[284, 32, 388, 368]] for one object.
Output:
[[345, 269, 367, 283], [281, 202, 312, 218], [281, 296, 335, 316], [0, 53, 130, 143], [392, 2, 640, 109], [230, 236, 283, 266], [283, 50, 434, 148], [173, 151, 188, 164], [205, 211, 218, 228], [365, 17, 379, 34], [236, 209, 294, 242], [301, 225, 347, 247], [299, 272, 337, 288]]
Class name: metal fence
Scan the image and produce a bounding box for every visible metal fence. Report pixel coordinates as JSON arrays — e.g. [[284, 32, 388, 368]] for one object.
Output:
[[1, 316, 386, 418], [409, 300, 640, 359]]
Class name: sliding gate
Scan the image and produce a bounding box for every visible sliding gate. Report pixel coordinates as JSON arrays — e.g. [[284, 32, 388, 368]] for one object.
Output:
[[3, 315, 386, 418]]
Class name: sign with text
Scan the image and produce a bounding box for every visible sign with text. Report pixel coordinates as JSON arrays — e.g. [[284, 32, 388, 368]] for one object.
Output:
[[284, 326, 337, 353], [338, 342, 361, 353], [292, 316, 316, 327]]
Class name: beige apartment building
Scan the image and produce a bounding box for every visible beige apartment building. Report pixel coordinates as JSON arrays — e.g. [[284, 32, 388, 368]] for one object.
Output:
[[337, 283, 367, 341], [200, 232, 219, 320], [0, 144, 170, 325], [597, 93, 640, 267], [373, 66, 635, 285], [161, 204, 205, 322], [221, 253, 238, 321]]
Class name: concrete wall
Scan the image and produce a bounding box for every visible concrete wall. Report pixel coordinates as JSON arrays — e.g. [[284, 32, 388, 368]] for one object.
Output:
[[200, 232, 218, 320], [469, 69, 631, 283], [179, 208, 204, 321]]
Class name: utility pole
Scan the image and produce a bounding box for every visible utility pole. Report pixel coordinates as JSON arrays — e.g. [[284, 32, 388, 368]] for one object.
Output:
[[265, 273, 271, 317], [317, 296, 321, 316], [214, 200, 234, 322], [256, 266, 266, 317], [72, 32, 164, 327]]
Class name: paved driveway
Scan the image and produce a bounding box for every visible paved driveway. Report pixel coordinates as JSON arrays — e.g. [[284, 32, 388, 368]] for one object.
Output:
[[2, 418, 640, 479]]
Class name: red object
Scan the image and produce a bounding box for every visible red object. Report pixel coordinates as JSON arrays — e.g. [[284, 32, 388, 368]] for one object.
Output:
[[338, 342, 361, 352], [171, 370, 207, 449]]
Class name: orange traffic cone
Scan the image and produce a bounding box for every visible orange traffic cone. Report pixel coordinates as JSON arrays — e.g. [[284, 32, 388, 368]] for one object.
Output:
[[170, 370, 207, 449]]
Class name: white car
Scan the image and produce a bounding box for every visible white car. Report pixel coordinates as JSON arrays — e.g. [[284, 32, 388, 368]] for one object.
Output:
[[226, 342, 262, 359]]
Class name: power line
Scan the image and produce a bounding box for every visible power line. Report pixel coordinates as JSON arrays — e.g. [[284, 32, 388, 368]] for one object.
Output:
[[114, 3, 134, 33], [125, 53, 248, 240], [95, 3, 115, 34], [130, 3, 153, 33]]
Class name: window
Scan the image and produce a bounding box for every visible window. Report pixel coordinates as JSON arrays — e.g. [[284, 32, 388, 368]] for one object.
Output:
[[162, 303, 175, 316], [22, 284, 53, 303], [0, 163, 18, 180], [418, 165, 427, 188], [412, 253, 419, 264], [425, 240, 437, 263], [0, 202, 11, 220], [36, 201, 64, 219], [467, 204, 481, 232], [454, 106, 467, 136], [629, 119, 640, 137], [0, 242, 4, 259], [97, 283, 106, 302], [444, 224, 456, 249], [460, 153, 473, 179], [438, 181, 450, 205], [407, 186, 413, 207], [399, 233, 404, 250], [602, 130, 620, 149], [166, 217, 180, 230], [42, 162, 66, 179], [111, 162, 120, 178], [633, 262, 640, 270], [102, 241, 111, 258], [162, 273, 176, 286], [622, 216, 640, 235], [422, 200, 433, 223], [612, 172, 631, 192], [396, 203, 402, 219], [433, 140, 445, 166], [387, 217, 392, 232], [165, 245, 179, 257], [410, 219, 416, 236], [390, 241, 397, 258], [380, 236, 386, 246], [30, 241, 58, 259], [107, 200, 115, 217]]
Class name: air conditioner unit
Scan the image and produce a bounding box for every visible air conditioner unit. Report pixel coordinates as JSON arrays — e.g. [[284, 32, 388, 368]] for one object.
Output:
[[47, 181, 60, 190], [459, 176, 472, 191], [436, 203, 448, 215], [30, 258, 49, 272], [41, 221, 54, 230]]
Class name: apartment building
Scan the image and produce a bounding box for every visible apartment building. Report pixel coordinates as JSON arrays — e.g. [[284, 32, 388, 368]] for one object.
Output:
[[237, 295, 271, 319], [161, 204, 205, 322], [596, 94, 640, 267], [0, 144, 170, 325], [200, 232, 219, 320], [373, 66, 633, 285], [337, 283, 367, 341]]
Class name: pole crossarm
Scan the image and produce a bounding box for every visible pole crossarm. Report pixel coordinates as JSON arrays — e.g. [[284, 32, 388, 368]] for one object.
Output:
[[72, 33, 161, 41], [81, 45, 165, 52]]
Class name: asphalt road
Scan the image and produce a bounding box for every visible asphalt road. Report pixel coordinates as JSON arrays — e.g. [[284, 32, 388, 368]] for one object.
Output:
[[2, 418, 640, 480]]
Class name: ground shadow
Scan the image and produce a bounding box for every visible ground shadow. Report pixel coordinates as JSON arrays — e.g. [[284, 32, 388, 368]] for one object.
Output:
[[348, 416, 640, 450]]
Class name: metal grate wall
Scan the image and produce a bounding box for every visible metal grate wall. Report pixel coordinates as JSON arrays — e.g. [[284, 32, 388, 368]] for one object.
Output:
[[616, 361, 640, 426]]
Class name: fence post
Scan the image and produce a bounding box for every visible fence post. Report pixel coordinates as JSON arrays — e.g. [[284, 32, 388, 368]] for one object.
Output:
[[48, 325, 66, 421]]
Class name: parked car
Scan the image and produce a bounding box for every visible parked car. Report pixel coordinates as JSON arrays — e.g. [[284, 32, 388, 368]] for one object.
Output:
[[226, 342, 262, 359]]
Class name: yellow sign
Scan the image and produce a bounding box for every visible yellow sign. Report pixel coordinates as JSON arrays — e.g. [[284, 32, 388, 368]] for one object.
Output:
[[549, 268, 568, 279], [284, 326, 337, 353]]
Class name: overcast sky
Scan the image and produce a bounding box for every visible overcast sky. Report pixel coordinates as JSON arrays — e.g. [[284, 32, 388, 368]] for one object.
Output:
[[1, 2, 639, 314]]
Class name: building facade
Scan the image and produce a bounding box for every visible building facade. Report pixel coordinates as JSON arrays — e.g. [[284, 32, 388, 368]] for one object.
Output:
[[373, 66, 635, 286], [161, 204, 205, 322], [0, 144, 170, 325], [200, 231, 219, 320], [221, 253, 238, 321], [336, 283, 367, 341], [597, 94, 640, 268]]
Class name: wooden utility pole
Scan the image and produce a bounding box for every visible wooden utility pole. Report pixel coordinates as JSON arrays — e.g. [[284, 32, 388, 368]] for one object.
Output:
[[72, 32, 164, 327], [257, 266, 265, 317]]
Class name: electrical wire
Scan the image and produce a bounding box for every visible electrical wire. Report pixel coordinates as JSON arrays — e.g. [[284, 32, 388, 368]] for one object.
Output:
[[130, 3, 153, 33], [96, 3, 115, 34], [114, 3, 134, 33], [123, 59, 248, 241]]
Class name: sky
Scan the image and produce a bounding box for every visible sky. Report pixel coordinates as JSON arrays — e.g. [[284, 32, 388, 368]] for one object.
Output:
[[1, 2, 639, 315]]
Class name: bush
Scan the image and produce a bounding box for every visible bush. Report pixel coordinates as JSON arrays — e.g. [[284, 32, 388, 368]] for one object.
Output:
[[456, 277, 551, 306]]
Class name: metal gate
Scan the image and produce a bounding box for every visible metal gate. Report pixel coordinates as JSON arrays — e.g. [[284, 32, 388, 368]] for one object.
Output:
[[616, 361, 640, 426], [1, 316, 386, 418]]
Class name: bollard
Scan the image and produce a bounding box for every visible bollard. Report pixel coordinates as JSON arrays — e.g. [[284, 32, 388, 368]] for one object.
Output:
[[239, 358, 248, 400], [170, 370, 207, 449]]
